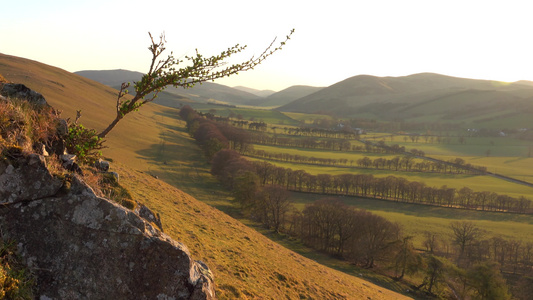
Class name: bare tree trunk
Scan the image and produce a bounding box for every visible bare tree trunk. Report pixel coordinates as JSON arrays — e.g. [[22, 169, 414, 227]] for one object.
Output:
[[98, 115, 122, 138]]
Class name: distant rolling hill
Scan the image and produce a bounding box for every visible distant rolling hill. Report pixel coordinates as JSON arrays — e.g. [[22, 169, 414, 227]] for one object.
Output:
[[75, 69, 191, 108], [233, 85, 276, 98], [278, 73, 533, 129], [256, 85, 324, 107], [75, 69, 261, 106]]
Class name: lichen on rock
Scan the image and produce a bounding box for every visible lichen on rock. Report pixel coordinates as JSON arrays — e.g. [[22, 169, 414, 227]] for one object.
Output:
[[0, 153, 215, 299]]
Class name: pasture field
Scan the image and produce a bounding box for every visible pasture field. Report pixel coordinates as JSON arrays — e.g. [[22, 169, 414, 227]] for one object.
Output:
[[289, 192, 533, 248], [416, 154, 533, 182], [105, 108, 413, 296], [383, 135, 532, 157], [363, 132, 395, 139], [251, 144, 413, 161], [280, 111, 334, 123], [192, 104, 302, 125], [444, 155, 533, 183], [245, 156, 533, 199]]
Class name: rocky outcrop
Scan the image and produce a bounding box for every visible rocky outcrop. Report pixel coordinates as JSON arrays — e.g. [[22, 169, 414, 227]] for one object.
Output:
[[0, 154, 63, 203], [0, 83, 49, 107], [0, 154, 215, 299]]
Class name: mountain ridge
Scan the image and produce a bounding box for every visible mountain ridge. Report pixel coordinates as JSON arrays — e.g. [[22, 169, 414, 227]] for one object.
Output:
[[278, 72, 533, 128], [257, 85, 324, 107], [233, 85, 276, 97]]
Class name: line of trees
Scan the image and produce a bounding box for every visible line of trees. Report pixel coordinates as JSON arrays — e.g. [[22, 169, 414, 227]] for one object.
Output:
[[249, 132, 411, 154], [210, 151, 520, 298], [180, 106, 531, 213], [229, 119, 360, 139], [250, 160, 530, 214], [245, 149, 487, 175], [179, 107, 532, 298], [179, 105, 251, 158], [250, 133, 353, 151]]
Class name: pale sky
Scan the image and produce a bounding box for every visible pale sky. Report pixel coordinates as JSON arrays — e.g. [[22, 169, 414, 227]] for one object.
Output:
[[3, 0, 533, 91]]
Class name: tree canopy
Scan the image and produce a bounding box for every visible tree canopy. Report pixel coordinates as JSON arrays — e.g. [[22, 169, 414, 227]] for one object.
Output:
[[98, 30, 294, 138]]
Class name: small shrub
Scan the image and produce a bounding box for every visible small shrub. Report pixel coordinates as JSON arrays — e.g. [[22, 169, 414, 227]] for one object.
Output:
[[64, 123, 105, 164]]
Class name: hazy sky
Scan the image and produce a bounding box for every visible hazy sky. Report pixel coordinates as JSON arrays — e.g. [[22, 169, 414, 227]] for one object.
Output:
[[3, 0, 533, 91]]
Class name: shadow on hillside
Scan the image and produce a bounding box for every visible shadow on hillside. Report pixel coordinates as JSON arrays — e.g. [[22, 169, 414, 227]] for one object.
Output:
[[135, 108, 241, 216]]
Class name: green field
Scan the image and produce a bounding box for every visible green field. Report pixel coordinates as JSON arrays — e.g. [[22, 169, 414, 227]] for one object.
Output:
[[129, 107, 533, 249], [289, 192, 533, 248], [245, 154, 533, 199], [447, 156, 533, 183], [383, 135, 533, 157], [251, 144, 411, 161], [281, 111, 334, 124], [191, 104, 302, 125]]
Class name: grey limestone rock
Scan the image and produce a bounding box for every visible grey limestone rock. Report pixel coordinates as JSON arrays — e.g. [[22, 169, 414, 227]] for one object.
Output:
[[137, 204, 164, 232], [94, 158, 110, 172], [0, 154, 215, 299], [0, 154, 63, 203], [0, 83, 49, 107]]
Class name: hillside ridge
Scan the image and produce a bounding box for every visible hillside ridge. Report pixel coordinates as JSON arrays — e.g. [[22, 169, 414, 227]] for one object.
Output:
[[278, 72, 533, 127]]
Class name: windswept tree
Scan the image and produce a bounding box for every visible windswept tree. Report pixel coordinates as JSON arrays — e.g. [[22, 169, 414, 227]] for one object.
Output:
[[98, 30, 294, 138]]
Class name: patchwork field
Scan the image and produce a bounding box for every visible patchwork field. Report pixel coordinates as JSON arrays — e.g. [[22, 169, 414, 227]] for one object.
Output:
[[289, 192, 533, 248]]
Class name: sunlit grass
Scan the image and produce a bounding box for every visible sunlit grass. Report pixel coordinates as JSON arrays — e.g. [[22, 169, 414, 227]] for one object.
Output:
[[452, 156, 533, 183], [384, 135, 532, 157], [251, 144, 411, 161], [245, 156, 533, 199], [192, 105, 301, 125], [289, 192, 533, 248], [281, 111, 334, 123]]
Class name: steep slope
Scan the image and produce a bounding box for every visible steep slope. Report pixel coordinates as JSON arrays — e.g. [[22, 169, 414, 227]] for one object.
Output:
[[115, 162, 410, 299], [279, 73, 533, 125], [75, 69, 261, 105], [0, 54, 411, 299], [257, 85, 324, 107], [1, 53, 119, 131]]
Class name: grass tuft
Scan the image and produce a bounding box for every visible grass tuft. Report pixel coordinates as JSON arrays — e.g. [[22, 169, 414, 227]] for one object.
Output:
[[0, 237, 34, 299], [81, 166, 137, 210]]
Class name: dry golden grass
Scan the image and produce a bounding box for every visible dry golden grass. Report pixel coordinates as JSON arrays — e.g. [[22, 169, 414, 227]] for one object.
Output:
[[115, 162, 410, 300], [0, 97, 58, 153], [0, 53, 412, 299]]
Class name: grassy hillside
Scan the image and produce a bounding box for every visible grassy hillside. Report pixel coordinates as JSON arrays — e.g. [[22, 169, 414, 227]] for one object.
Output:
[[0, 53, 410, 299], [257, 85, 324, 107], [116, 163, 410, 299], [233, 85, 276, 98], [279, 73, 533, 129]]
